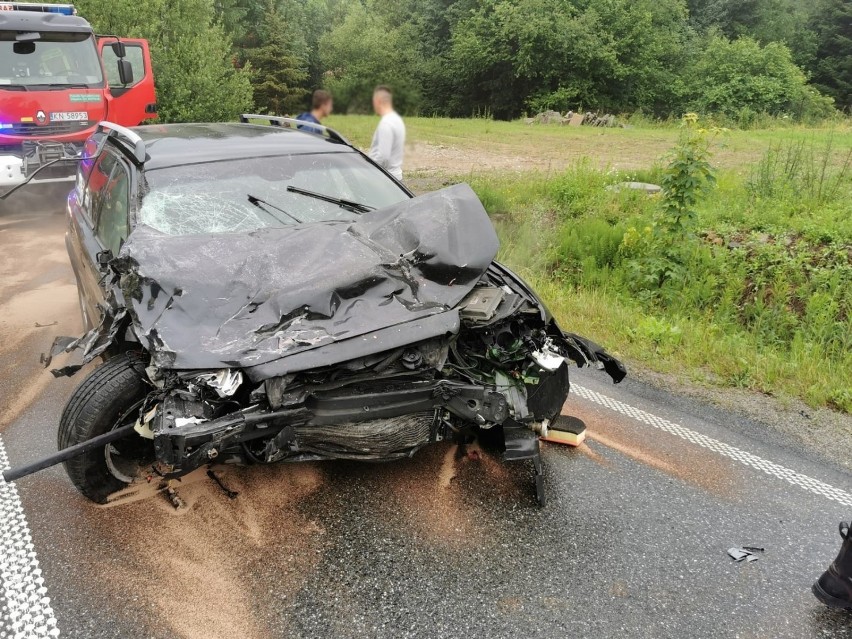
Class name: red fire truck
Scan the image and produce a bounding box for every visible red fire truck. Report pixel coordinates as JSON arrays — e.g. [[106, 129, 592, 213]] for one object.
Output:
[[0, 2, 155, 197]]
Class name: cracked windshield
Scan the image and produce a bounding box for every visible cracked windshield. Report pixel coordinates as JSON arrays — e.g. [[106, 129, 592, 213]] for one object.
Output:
[[139, 152, 409, 235]]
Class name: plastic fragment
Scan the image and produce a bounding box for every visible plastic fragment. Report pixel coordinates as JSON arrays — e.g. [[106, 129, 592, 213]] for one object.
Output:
[[728, 548, 749, 561], [728, 546, 763, 563]]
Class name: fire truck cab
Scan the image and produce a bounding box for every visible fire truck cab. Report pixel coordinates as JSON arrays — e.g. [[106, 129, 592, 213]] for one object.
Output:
[[0, 3, 155, 192]]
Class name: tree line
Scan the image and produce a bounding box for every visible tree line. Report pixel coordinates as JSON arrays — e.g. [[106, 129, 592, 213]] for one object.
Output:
[[74, 0, 851, 123]]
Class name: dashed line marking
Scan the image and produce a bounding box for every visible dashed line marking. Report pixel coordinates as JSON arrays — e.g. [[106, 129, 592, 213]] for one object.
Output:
[[572, 385, 852, 508], [0, 435, 59, 638]]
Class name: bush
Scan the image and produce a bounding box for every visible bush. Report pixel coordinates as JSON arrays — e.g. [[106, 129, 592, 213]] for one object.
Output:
[[555, 218, 627, 289], [686, 35, 835, 123], [319, 3, 421, 114]]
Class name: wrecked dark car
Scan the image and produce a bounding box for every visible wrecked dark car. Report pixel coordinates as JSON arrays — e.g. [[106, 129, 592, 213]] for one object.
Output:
[[8, 116, 625, 506]]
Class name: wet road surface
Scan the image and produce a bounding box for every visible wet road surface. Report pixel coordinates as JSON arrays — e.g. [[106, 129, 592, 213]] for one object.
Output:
[[1, 207, 851, 638]]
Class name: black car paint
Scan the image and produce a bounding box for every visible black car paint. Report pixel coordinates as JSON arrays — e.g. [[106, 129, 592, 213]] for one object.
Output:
[[61, 123, 414, 366], [115, 184, 497, 377], [57, 121, 626, 391]]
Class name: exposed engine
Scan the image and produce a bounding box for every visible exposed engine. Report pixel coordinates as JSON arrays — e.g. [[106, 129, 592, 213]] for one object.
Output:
[[132, 271, 584, 488]]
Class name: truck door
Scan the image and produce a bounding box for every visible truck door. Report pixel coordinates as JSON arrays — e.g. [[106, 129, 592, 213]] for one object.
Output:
[[97, 38, 157, 126]]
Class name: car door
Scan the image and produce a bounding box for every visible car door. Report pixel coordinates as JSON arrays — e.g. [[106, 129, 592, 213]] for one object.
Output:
[[93, 157, 131, 258], [69, 149, 128, 329]]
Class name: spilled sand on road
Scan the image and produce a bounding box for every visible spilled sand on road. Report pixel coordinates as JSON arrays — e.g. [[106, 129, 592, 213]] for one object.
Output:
[[379, 444, 477, 545], [91, 446, 527, 635], [570, 439, 615, 469], [563, 399, 744, 499], [378, 441, 527, 547], [0, 210, 79, 430], [79, 464, 326, 639]]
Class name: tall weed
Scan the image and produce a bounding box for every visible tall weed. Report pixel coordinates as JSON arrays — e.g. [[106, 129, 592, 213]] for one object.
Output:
[[748, 135, 852, 203]]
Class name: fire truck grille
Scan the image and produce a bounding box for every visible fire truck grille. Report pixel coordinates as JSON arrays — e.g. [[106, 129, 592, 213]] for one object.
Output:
[[6, 121, 95, 136]]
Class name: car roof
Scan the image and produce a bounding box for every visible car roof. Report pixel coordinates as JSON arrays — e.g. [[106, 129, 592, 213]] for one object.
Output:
[[132, 122, 357, 171], [0, 11, 92, 33]]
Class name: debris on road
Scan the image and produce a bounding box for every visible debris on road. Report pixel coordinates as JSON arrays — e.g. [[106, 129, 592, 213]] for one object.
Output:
[[207, 469, 239, 499], [728, 546, 765, 562], [540, 415, 587, 447], [728, 548, 749, 561], [164, 486, 185, 510]]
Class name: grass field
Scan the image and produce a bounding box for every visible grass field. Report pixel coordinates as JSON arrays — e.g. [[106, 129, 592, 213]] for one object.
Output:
[[327, 115, 852, 413], [327, 114, 851, 171]]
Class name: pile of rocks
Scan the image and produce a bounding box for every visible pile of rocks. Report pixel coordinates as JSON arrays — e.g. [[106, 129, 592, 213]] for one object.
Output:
[[525, 110, 619, 127]]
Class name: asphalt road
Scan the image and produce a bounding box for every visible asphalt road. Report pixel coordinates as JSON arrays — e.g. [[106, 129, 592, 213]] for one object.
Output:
[[1, 205, 851, 639]]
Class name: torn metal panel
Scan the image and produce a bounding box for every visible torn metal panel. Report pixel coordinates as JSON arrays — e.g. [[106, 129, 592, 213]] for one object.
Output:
[[563, 332, 627, 384], [246, 311, 460, 382], [44, 305, 127, 377], [114, 184, 497, 379]]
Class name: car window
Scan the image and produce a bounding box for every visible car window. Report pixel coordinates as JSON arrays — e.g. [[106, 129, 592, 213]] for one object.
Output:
[[138, 152, 409, 236], [101, 43, 145, 89], [85, 151, 117, 225], [95, 161, 130, 255], [76, 133, 106, 209]]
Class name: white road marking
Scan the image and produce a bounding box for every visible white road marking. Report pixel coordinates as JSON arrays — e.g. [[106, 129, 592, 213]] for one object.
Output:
[[0, 436, 59, 638], [572, 385, 852, 508]]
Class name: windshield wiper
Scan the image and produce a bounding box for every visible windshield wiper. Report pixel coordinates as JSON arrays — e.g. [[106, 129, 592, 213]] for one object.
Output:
[[38, 83, 93, 91], [286, 185, 374, 214], [0, 84, 29, 91], [247, 194, 302, 224]]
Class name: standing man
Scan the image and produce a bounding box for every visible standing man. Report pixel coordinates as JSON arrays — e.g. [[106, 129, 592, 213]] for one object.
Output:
[[295, 90, 333, 134], [369, 86, 406, 181]]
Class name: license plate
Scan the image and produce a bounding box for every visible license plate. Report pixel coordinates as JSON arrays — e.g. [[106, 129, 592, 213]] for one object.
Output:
[[50, 111, 88, 122]]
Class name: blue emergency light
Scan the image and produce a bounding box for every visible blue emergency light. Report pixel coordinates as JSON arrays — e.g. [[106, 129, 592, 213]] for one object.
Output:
[[0, 3, 77, 15]]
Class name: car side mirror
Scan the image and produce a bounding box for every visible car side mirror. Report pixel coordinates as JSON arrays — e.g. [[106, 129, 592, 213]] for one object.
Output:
[[96, 249, 114, 270], [117, 59, 133, 86], [110, 41, 126, 58]]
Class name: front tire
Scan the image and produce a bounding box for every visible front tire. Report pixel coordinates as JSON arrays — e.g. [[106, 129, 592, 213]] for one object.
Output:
[[58, 353, 152, 503]]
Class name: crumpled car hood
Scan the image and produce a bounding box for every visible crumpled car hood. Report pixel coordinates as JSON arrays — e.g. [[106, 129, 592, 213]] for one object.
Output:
[[115, 184, 498, 375]]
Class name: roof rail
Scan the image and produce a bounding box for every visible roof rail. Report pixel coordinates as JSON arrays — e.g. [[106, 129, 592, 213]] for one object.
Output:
[[239, 114, 351, 146], [1, 3, 77, 14], [96, 121, 146, 165]]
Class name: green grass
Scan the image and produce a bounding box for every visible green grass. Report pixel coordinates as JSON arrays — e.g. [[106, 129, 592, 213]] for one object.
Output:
[[326, 114, 851, 171], [484, 142, 851, 413], [326, 115, 852, 413]]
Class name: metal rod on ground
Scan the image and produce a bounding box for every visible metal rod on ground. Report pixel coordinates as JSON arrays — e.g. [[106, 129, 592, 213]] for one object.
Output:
[[2, 423, 137, 483]]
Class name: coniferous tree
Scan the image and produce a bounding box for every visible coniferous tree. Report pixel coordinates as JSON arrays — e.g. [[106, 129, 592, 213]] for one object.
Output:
[[242, 2, 309, 115], [808, 0, 852, 109]]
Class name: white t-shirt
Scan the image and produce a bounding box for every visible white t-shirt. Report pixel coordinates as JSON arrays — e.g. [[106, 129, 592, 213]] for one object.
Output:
[[368, 111, 406, 180]]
